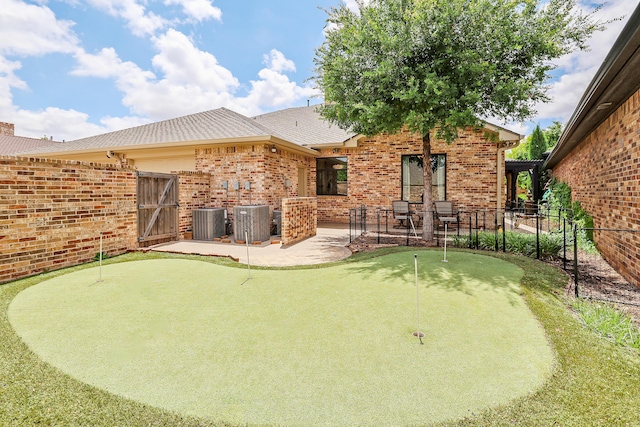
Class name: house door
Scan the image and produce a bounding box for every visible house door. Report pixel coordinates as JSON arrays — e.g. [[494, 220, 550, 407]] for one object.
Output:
[[137, 171, 179, 247], [298, 167, 308, 196]]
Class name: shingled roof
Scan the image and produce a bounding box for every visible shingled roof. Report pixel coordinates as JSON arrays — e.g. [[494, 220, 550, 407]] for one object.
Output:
[[0, 135, 62, 156], [22, 105, 357, 157], [251, 105, 357, 146], [24, 107, 288, 155]]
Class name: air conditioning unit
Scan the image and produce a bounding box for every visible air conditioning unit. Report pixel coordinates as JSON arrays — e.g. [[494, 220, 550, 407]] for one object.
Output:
[[234, 205, 270, 243], [192, 208, 226, 240]]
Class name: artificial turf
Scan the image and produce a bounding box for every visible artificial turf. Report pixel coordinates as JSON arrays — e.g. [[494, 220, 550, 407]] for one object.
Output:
[[8, 251, 553, 426]]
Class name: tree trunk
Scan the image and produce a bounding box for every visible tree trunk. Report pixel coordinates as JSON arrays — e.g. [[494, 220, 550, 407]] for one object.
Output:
[[422, 132, 434, 242]]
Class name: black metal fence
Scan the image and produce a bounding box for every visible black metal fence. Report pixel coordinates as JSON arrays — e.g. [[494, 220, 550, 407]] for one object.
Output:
[[348, 203, 640, 304]]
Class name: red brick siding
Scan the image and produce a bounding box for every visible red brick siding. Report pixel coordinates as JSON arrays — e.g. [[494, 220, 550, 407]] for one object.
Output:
[[281, 197, 317, 245], [0, 156, 137, 283], [195, 144, 314, 221], [552, 88, 640, 287], [0, 122, 14, 136], [313, 128, 500, 223], [176, 171, 211, 237]]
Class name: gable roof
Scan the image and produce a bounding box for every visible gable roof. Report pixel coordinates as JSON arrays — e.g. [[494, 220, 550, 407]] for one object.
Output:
[[24, 107, 289, 155], [545, 3, 640, 169], [251, 105, 358, 147], [0, 135, 62, 156]]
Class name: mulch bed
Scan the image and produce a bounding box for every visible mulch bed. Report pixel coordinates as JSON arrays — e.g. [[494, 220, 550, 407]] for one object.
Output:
[[349, 232, 640, 326]]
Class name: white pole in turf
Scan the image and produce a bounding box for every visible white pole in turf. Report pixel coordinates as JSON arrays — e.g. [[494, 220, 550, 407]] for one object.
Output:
[[245, 229, 252, 279], [240, 214, 252, 285], [412, 254, 424, 344], [442, 223, 449, 263]]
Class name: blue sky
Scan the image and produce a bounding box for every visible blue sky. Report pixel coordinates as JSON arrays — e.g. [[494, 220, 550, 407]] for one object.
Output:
[[0, 0, 634, 141]]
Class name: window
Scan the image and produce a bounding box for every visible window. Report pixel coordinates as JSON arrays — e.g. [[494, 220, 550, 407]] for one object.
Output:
[[316, 157, 348, 196], [401, 154, 446, 202]]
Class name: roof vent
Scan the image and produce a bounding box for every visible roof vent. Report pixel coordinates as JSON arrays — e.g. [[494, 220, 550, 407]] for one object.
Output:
[[596, 102, 612, 111]]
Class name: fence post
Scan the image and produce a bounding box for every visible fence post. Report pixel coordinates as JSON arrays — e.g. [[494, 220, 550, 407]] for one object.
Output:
[[494, 212, 498, 252], [475, 212, 479, 249], [406, 213, 410, 246], [536, 213, 540, 259], [349, 208, 353, 243], [468, 215, 472, 249], [573, 223, 579, 298], [563, 217, 567, 271], [502, 212, 506, 252], [377, 209, 381, 244]]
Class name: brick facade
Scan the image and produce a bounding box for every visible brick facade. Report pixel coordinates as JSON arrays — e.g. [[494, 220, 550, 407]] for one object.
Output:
[[281, 197, 317, 245], [314, 127, 502, 223], [195, 144, 314, 221], [0, 156, 137, 283], [552, 88, 640, 287], [0, 122, 14, 136], [176, 171, 211, 237]]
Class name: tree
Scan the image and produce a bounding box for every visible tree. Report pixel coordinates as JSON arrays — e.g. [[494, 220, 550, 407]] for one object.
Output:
[[543, 121, 563, 149], [313, 0, 603, 241], [528, 125, 547, 160]]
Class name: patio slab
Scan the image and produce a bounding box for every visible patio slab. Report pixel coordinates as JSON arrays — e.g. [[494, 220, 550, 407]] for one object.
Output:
[[149, 223, 352, 267]]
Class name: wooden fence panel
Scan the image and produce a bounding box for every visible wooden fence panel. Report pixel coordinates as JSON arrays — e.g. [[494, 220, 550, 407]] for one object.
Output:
[[137, 171, 179, 246]]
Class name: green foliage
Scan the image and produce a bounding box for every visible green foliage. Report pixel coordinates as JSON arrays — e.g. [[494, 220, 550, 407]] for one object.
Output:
[[543, 121, 563, 149], [93, 251, 109, 261], [547, 179, 596, 250], [548, 178, 573, 211], [528, 125, 547, 160], [314, 0, 603, 141], [506, 135, 530, 160], [572, 299, 640, 353], [452, 230, 563, 259]]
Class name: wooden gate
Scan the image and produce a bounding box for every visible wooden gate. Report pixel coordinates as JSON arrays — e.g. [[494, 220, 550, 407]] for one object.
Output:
[[137, 171, 179, 246]]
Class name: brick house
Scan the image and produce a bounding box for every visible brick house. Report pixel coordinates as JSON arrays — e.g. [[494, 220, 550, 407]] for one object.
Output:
[[25, 106, 520, 227], [544, 4, 640, 287]]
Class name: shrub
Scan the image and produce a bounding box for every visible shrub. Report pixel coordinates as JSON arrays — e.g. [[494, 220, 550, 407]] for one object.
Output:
[[451, 231, 562, 259]]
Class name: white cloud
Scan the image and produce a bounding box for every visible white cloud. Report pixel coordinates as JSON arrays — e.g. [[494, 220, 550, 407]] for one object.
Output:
[[164, 0, 222, 22], [84, 0, 167, 36], [70, 30, 317, 120], [12, 107, 107, 142], [263, 49, 296, 73], [0, 0, 79, 56], [532, 0, 631, 124], [151, 29, 238, 92], [238, 49, 318, 111]]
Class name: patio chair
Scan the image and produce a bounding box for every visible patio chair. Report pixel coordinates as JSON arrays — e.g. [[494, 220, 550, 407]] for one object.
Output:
[[433, 200, 458, 229], [392, 200, 418, 237]]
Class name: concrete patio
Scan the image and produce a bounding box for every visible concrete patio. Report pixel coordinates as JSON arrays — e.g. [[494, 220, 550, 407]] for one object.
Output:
[[149, 223, 352, 267]]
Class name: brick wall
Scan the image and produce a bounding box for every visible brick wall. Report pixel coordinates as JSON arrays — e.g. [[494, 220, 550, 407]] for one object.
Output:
[[314, 127, 501, 223], [0, 156, 137, 283], [0, 122, 14, 136], [281, 197, 317, 245], [196, 144, 314, 221], [552, 89, 640, 288], [176, 171, 211, 237]]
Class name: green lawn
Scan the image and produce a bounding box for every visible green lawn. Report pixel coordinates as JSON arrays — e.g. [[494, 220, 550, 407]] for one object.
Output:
[[1, 249, 640, 426]]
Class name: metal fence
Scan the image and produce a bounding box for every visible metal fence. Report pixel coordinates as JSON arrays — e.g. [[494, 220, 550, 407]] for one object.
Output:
[[348, 203, 639, 304]]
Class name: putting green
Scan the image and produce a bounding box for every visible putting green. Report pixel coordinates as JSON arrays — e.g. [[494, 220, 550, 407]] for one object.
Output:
[[8, 252, 553, 426]]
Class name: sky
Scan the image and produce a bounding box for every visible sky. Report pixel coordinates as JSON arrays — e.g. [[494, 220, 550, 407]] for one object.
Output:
[[0, 0, 635, 142]]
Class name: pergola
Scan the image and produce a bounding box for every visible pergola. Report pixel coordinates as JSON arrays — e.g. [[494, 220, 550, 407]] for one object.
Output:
[[505, 159, 545, 210]]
